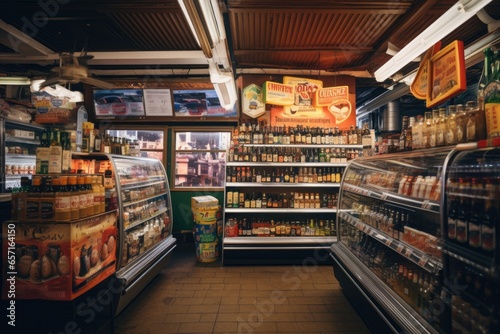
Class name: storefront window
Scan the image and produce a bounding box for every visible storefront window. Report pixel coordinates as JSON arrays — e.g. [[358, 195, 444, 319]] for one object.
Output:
[[106, 129, 165, 163], [173, 130, 231, 189]]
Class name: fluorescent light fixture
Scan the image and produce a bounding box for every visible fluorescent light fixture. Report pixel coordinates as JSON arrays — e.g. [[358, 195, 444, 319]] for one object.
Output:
[[0, 76, 31, 85], [375, 0, 492, 82], [178, 0, 226, 58], [207, 58, 237, 109], [213, 80, 237, 110]]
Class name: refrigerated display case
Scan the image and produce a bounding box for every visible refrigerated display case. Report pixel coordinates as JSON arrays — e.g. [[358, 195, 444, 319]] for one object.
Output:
[[442, 145, 500, 334], [330, 147, 451, 334], [72, 153, 176, 315], [330, 144, 500, 333], [0, 117, 45, 192], [222, 142, 367, 264]]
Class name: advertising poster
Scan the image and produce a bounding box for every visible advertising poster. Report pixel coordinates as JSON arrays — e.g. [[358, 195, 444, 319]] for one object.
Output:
[[264, 76, 356, 129], [93, 89, 145, 117], [173, 89, 237, 117]]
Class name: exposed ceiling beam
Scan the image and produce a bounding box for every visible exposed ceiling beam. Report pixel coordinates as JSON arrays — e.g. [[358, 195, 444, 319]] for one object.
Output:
[[0, 19, 54, 56], [0, 50, 209, 66]]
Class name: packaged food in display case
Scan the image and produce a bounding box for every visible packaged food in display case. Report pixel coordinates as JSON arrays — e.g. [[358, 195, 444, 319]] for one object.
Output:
[[2, 211, 117, 300]]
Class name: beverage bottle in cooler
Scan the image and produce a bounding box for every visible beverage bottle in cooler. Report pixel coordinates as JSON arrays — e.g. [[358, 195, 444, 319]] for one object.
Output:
[[484, 50, 500, 139]]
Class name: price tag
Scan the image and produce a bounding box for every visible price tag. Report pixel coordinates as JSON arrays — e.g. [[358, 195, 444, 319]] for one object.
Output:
[[421, 200, 431, 209], [385, 238, 392, 246], [405, 248, 413, 257], [418, 257, 428, 267], [396, 244, 404, 252], [381, 193, 388, 200]]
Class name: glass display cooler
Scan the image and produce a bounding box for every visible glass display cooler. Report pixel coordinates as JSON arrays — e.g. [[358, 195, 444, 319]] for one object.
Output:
[[71, 153, 176, 315], [330, 144, 500, 333]]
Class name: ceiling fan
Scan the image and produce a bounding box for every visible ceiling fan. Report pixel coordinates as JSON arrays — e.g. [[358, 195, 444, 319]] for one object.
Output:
[[40, 53, 115, 90]]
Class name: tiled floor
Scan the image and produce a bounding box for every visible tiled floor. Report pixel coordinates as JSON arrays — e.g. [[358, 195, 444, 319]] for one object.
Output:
[[114, 243, 372, 334]]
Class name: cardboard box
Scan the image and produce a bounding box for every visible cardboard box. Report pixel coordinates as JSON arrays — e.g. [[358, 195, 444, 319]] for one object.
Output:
[[191, 195, 219, 209], [2, 212, 117, 300], [192, 205, 221, 224]]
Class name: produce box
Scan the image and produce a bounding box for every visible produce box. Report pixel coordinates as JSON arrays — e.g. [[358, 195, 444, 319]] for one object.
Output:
[[2, 212, 117, 300], [191, 195, 220, 223], [191, 195, 219, 209]]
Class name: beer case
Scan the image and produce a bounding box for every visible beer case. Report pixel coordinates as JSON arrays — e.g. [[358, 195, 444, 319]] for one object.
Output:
[[2, 211, 117, 300]]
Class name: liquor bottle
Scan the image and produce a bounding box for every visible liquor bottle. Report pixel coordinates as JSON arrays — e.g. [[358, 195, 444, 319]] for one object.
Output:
[[435, 108, 446, 147], [445, 105, 457, 146], [55, 176, 71, 221], [40, 176, 56, 221], [399, 116, 409, 151], [36, 130, 50, 174], [481, 177, 498, 254], [456, 178, 470, 245], [484, 49, 500, 138], [455, 104, 467, 143], [468, 178, 483, 249], [423, 111, 433, 148], [48, 130, 63, 174], [412, 115, 423, 150], [405, 117, 414, 151], [60, 132, 70, 173], [68, 175, 80, 220]]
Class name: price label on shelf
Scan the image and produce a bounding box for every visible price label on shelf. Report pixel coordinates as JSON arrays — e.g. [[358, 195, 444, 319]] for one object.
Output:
[[421, 200, 431, 209], [381, 193, 388, 200], [405, 248, 413, 257], [385, 238, 392, 246], [418, 257, 428, 267], [396, 243, 404, 253]]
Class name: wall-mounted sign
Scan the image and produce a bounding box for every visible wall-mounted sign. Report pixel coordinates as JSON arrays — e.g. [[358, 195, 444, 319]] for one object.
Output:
[[315, 86, 352, 123], [262, 81, 295, 105], [242, 84, 266, 118], [426, 40, 466, 108], [410, 42, 442, 100], [143, 89, 173, 116]]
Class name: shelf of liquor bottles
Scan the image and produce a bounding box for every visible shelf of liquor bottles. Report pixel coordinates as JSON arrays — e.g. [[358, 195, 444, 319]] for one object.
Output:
[[339, 211, 442, 274]]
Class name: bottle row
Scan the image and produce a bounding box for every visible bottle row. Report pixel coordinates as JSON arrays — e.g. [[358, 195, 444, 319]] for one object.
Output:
[[446, 176, 499, 255], [393, 101, 486, 154], [10, 174, 117, 222], [226, 166, 344, 184], [344, 229, 449, 332], [228, 145, 359, 163], [233, 122, 372, 146], [122, 212, 171, 267], [225, 217, 336, 237], [226, 191, 338, 209], [81, 122, 141, 156], [122, 198, 168, 229]]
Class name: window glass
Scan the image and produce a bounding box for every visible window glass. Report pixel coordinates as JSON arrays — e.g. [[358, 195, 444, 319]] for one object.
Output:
[[173, 130, 231, 188]]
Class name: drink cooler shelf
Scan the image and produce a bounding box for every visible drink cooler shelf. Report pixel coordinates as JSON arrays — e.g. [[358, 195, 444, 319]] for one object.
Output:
[[339, 211, 442, 274], [342, 183, 440, 213]]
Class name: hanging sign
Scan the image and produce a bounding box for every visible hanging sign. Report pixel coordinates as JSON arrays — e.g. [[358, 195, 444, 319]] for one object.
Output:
[[410, 42, 442, 100], [426, 40, 466, 108], [262, 81, 294, 105]]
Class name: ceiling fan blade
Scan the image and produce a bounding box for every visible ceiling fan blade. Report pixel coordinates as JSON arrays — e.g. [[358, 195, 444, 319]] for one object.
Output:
[[80, 77, 116, 89], [40, 77, 68, 88]]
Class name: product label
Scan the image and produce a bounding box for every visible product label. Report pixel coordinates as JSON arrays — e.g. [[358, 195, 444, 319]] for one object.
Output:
[[485, 103, 500, 137], [481, 225, 495, 252], [456, 219, 467, 243], [447, 218, 456, 240], [468, 222, 481, 248]]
